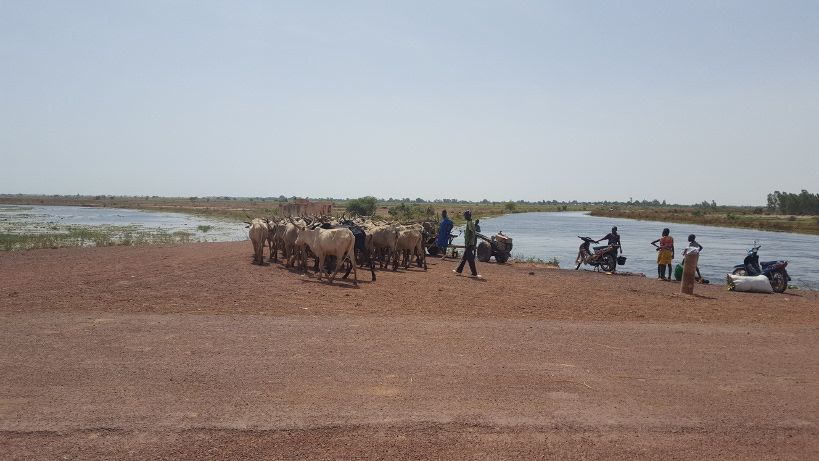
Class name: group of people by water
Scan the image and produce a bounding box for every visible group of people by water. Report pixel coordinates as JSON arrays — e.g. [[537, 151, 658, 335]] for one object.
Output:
[[650, 228, 704, 281], [436, 211, 708, 282]]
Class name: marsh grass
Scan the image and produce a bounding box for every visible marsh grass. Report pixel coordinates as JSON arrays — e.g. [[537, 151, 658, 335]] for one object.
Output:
[[513, 253, 560, 266], [1, 225, 197, 251]]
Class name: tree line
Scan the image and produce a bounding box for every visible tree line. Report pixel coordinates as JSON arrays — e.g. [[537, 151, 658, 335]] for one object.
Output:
[[767, 190, 819, 215]]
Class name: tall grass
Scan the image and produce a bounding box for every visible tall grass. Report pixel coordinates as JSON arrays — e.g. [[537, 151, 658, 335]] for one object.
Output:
[[513, 253, 560, 266]]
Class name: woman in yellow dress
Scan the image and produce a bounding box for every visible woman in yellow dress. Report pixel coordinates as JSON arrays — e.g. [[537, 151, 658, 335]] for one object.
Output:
[[651, 228, 674, 280]]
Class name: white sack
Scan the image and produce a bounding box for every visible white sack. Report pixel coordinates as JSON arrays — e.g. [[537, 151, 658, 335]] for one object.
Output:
[[727, 274, 774, 293]]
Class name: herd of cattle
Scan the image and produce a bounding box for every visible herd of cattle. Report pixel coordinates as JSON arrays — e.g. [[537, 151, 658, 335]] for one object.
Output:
[[243, 216, 436, 286]]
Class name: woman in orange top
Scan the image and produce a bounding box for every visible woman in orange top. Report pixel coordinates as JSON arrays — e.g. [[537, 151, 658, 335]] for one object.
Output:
[[651, 228, 674, 280]]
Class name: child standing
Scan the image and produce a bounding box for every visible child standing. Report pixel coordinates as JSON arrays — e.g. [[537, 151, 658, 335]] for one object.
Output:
[[651, 228, 674, 280], [682, 234, 705, 281]]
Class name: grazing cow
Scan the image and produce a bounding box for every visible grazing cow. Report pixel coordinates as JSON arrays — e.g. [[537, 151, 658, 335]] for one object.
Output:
[[334, 223, 377, 281], [396, 228, 427, 270], [267, 219, 288, 262], [367, 225, 400, 271], [294, 224, 358, 285], [283, 220, 307, 270], [265, 221, 279, 262], [244, 218, 269, 264]]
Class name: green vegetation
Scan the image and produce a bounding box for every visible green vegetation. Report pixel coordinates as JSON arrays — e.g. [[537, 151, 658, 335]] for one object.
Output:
[[767, 190, 819, 215], [513, 253, 560, 266], [345, 196, 378, 217], [589, 205, 819, 235], [387, 203, 434, 221]]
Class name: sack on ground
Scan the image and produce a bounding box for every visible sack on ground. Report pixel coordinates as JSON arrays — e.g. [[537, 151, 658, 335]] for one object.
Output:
[[726, 274, 774, 293]]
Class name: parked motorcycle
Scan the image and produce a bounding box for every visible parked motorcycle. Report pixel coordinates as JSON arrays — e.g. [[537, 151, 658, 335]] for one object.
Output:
[[574, 236, 623, 271], [731, 243, 790, 293]]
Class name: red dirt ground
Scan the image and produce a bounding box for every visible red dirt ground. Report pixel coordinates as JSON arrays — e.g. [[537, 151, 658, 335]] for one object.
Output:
[[1, 242, 818, 460]]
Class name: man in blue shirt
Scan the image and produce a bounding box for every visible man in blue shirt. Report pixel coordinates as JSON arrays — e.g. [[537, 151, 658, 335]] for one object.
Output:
[[436, 210, 454, 258]]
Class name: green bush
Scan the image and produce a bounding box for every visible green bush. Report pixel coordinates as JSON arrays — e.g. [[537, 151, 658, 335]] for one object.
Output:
[[346, 196, 378, 217], [388, 203, 431, 221]]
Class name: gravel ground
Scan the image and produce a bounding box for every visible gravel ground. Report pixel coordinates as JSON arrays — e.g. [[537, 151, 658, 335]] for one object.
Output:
[[1, 241, 818, 460]]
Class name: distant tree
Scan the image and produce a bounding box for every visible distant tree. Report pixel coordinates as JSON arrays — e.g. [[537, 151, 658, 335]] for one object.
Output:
[[346, 196, 378, 216], [504, 201, 516, 211], [766, 190, 819, 215]]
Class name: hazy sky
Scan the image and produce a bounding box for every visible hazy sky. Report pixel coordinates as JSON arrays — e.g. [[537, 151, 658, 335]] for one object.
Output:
[[2, 1, 817, 205]]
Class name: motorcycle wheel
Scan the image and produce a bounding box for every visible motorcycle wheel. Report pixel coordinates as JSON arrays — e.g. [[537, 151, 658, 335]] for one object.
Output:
[[731, 268, 747, 276], [600, 254, 616, 272], [575, 254, 582, 270], [770, 271, 788, 293]]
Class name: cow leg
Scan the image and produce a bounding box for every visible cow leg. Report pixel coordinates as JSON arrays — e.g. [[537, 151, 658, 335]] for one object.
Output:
[[316, 254, 324, 282], [357, 248, 376, 281], [333, 246, 357, 286], [349, 247, 358, 285], [329, 254, 342, 283], [360, 248, 376, 281], [420, 244, 427, 270], [253, 241, 261, 263]]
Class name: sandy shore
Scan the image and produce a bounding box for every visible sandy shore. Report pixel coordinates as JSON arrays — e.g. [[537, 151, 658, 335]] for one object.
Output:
[[1, 242, 817, 459]]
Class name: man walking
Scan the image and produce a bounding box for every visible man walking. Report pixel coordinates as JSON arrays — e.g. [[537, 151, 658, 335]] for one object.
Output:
[[454, 210, 481, 278]]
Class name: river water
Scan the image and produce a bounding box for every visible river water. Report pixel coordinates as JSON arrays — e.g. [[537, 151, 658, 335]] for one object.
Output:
[[0, 205, 247, 242], [3, 205, 817, 289], [456, 211, 819, 289]]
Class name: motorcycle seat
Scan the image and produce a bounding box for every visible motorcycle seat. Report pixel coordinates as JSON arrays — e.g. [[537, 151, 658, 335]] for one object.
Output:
[[592, 245, 608, 251], [760, 260, 782, 266]]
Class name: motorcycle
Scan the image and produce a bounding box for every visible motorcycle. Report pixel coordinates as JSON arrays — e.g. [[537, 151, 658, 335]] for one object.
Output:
[[731, 243, 790, 293], [574, 236, 622, 272]]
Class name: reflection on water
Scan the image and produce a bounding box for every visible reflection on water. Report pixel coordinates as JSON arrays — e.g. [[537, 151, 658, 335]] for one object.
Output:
[[454, 211, 819, 289], [0, 205, 247, 242]]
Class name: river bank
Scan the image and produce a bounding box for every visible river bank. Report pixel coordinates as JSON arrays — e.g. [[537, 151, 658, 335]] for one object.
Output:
[[2, 241, 818, 460], [589, 207, 819, 235]]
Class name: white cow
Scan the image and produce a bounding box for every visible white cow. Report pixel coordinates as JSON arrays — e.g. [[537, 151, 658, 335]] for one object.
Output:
[[268, 219, 288, 262], [244, 218, 269, 264], [367, 225, 400, 271], [396, 228, 427, 270], [294, 224, 358, 285], [283, 220, 307, 270]]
